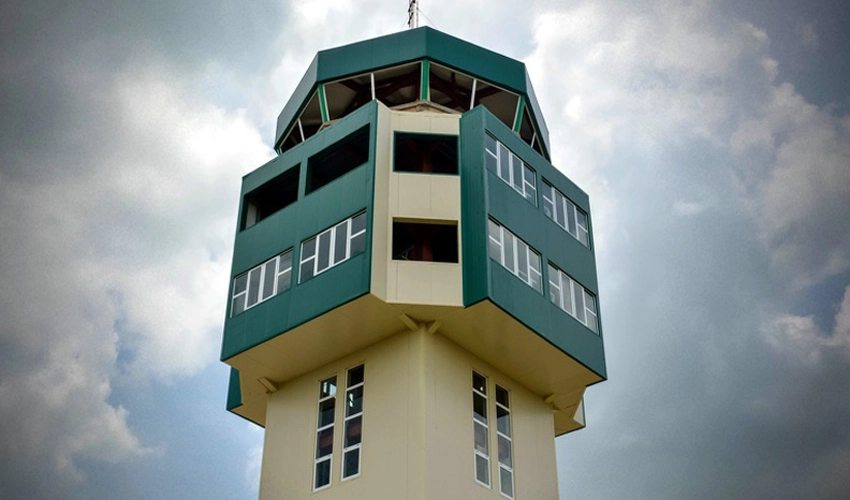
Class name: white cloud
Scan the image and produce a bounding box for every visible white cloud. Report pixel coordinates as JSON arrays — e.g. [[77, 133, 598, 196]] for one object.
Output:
[[102, 71, 272, 378], [245, 443, 264, 494], [0, 57, 271, 486], [522, 6, 850, 495], [525, 0, 850, 289], [672, 200, 707, 216], [294, 0, 354, 27], [765, 286, 850, 363]]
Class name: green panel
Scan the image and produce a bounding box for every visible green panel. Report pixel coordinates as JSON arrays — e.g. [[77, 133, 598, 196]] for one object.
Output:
[[459, 108, 490, 307], [226, 367, 243, 411], [274, 27, 550, 157], [274, 55, 318, 150], [420, 59, 430, 101], [318, 84, 329, 123], [524, 73, 550, 158], [314, 28, 429, 83], [222, 102, 379, 361], [459, 106, 606, 379], [512, 95, 525, 132]]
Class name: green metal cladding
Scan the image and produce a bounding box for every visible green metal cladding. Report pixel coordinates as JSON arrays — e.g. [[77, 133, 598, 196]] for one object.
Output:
[[221, 103, 378, 362], [275, 26, 550, 157], [223, 29, 607, 414], [460, 106, 606, 378], [226, 367, 243, 411]]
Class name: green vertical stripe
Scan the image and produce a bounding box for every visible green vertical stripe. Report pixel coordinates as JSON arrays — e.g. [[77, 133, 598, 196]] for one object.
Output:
[[512, 95, 525, 132], [318, 84, 329, 122], [420, 60, 430, 101]]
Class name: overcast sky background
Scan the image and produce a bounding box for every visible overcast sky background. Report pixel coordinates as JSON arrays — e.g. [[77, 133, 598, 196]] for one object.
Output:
[[1, 0, 848, 499]]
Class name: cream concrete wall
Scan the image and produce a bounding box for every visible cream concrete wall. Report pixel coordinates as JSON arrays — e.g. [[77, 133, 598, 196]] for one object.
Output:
[[370, 105, 463, 307], [259, 324, 558, 500], [426, 333, 559, 500], [261, 105, 558, 500], [260, 329, 413, 500], [369, 104, 393, 301]]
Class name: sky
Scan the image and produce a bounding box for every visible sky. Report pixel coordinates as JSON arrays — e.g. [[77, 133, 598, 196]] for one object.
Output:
[[0, 0, 848, 498]]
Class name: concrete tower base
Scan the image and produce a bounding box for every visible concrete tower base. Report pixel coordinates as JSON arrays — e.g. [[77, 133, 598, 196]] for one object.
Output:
[[260, 324, 559, 500]]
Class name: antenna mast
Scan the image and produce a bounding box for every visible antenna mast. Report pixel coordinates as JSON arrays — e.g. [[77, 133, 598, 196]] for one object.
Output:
[[408, 0, 419, 29]]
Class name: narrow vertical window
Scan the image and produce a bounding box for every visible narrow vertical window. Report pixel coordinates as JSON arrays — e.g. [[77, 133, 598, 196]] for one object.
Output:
[[496, 386, 514, 498], [314, 376, 337, 491], [473, 371, 490, 487], [231, 273, 248, 316], [342, 365, 365, 480], [276, 251, 293, 294], [584, 290, 598, 332]]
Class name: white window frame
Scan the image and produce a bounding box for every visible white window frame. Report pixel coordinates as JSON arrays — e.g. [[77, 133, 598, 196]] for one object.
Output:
[[299, 212, 367, 282], [314, 376, 337, 491], [542, 180, 589, 247], [473, 371, 491, 488], [485, 135, 537, 205], [341, 365, 365, 482], [230, 249, 293, 316], [495, 385, 514, 499], [488, 219, 542, 293], [547, 263, 598, 333]]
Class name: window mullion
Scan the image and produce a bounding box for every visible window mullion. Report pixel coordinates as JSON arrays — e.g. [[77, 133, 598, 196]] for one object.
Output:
[[499, 227, 506, 266], [330, 228, 338, 268], [346, 218, 353, 260], [512, 237, 519, 276], [270, 255, 279, 295], [524, 245, 531, 283]]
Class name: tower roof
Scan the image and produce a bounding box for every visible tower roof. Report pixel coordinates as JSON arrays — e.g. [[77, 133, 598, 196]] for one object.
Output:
[[275, 26, 551, 159]]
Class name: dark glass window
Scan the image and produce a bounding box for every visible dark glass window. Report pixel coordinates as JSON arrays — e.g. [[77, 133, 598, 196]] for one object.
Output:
[[394, 133, 458, 174], [306, 125, 370, 194], [392, 221, 458, 263], [241, 166, 300, 230]]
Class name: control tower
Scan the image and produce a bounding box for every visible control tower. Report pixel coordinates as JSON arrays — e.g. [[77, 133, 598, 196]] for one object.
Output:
[[221, 26, 606, 500]]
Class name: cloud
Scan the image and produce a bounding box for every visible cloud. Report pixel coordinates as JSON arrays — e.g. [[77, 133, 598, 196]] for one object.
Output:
[[525, 0, 850, 290], [523, 1, 850, 498], [765, 285, 850, 363], [798, 21, 819, 48], [2, 0, 848, 498], [741, 85, 850, 289], [0, 38, 270, 496], [672, 200, 708, 216], [245, 443, 264, 495]]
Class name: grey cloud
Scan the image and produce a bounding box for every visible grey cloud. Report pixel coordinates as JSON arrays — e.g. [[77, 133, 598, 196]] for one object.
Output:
[[2, 0, 849, 498], [525, 1, 850, 498], [0, 1, 277, 497], [559, 145, 850, 499]]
